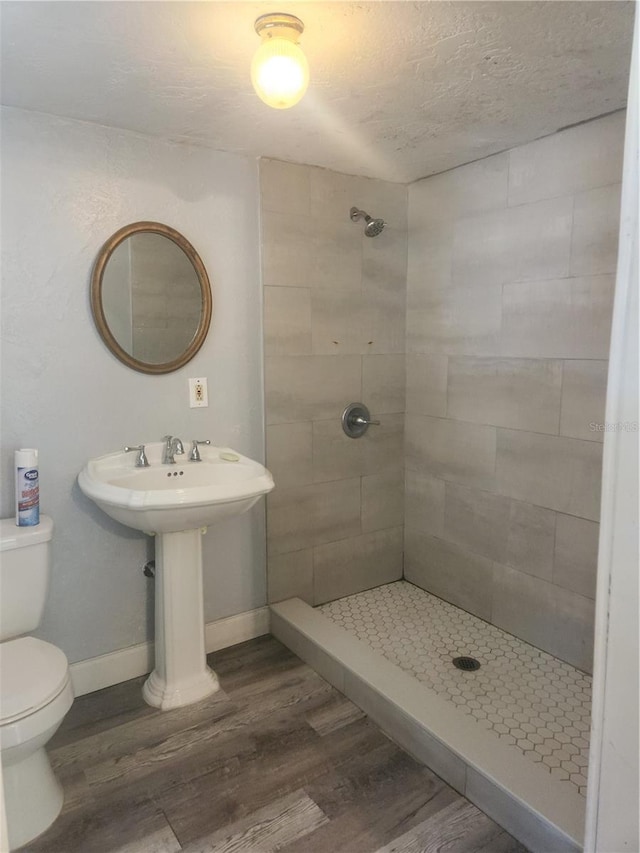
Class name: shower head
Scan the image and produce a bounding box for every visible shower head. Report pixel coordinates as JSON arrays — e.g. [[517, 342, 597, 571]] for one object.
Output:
[[350, 207, 386, 238]]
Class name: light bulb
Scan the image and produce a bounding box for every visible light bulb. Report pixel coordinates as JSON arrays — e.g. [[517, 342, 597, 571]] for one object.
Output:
[[251, 14, 309, 110]]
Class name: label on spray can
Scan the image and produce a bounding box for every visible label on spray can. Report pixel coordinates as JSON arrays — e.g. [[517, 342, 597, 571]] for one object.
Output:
[[15, 448, 39, 526], [16, 466, 39, 526]]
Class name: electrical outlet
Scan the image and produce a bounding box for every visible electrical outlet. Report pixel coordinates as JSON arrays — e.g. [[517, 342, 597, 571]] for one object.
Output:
[[188, 377, 208, 408]]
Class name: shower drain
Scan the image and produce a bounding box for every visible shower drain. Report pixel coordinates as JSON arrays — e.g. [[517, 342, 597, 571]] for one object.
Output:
[[452, 656, 481, 671]]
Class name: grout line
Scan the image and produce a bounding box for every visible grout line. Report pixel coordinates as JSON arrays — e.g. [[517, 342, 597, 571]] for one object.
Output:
[[558, 360, 566, 436], [568, 193, 577, 277], [551, 508, 559, 587], [403, 461, 599, 526], [402, 409, 604, 444]]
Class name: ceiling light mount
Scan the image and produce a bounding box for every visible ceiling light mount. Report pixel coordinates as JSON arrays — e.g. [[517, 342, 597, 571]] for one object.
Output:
[[254, 13, 305, 39], [251, 13, 309, 110]]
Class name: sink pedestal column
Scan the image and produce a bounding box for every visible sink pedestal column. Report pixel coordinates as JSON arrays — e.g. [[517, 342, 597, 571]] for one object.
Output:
[[142, 528, 219, 710]]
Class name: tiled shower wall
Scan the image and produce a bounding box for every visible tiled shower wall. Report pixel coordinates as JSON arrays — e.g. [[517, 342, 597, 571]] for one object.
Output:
[[404, 112, 625, 673], [261, 160, 407, 606]]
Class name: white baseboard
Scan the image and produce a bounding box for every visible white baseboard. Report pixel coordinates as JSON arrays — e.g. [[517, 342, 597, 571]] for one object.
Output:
[[69, 606, 271, 697]]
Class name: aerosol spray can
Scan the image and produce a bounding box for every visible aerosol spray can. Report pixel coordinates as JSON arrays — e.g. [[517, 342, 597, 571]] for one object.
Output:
[[15, 448, 39, 526]]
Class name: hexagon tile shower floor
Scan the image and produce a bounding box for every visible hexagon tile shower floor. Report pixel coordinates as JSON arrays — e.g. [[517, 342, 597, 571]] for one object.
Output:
[[320, 581, 591, 797]]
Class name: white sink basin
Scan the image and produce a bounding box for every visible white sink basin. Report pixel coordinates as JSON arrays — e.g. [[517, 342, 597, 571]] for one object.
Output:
[[78, 442, 274, 534], [78, 441, 275, 712]]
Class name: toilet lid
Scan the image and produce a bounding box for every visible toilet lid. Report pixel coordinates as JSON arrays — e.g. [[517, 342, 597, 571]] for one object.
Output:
[[0, 637, 69, 723]]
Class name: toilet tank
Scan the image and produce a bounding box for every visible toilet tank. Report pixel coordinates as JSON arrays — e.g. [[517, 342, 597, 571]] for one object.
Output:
[[0, 516, 54, 641]]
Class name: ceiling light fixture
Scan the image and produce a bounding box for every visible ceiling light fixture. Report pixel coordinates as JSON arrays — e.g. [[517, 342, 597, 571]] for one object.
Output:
[[251, 13, 309, 110]]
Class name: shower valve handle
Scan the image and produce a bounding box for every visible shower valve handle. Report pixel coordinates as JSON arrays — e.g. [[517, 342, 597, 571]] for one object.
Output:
[[342, 403, 380, 438]]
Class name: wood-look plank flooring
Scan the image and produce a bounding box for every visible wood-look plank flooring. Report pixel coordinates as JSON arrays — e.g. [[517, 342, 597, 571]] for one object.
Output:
[[21, 636, 529, 853]]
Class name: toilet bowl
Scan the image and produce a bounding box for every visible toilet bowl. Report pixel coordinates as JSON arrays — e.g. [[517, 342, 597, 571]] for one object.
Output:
[[0, 518, 74, 850], [1, 637, 74, 850]]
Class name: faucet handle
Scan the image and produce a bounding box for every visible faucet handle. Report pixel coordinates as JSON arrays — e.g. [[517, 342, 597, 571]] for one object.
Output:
[[124, 445, 150, 468], [189, 439, 211, 462]]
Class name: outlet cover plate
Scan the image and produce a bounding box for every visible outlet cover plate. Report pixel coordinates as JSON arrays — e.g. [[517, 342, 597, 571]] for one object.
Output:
[[189, 377, 208, 408]]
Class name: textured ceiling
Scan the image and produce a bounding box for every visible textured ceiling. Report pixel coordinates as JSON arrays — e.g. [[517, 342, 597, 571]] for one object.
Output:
[[0, 1, 634, 182]]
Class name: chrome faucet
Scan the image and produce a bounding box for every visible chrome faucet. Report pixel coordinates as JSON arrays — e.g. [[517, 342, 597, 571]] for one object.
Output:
[[162, 435, 185, 464]]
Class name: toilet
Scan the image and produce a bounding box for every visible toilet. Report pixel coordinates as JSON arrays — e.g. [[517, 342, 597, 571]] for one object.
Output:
[[0, 516, 74, 850]]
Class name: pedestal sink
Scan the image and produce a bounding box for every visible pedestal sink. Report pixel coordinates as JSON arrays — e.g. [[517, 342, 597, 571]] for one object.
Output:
[[78, 442, 274, 709]]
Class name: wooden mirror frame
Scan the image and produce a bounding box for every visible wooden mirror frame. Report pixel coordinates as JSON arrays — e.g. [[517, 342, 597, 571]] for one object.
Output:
[[91, 221, 213, 374]]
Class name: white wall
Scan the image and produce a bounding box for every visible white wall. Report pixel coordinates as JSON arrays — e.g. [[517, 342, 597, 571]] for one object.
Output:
[[0, 108, 265, 664]]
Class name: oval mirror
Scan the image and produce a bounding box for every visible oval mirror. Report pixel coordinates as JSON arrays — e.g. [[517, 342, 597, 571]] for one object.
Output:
[[91, 222, 212, 374]]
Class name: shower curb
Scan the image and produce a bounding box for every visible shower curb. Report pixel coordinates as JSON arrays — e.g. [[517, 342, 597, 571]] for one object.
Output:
[[271, 597, 585, 853]]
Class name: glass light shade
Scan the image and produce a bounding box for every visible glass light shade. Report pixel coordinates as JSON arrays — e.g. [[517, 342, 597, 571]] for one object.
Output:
[[251, 37, 309, 109]]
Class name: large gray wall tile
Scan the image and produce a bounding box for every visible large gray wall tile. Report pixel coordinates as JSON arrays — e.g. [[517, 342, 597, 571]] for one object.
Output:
[[496, 429, 603, 521], [308, 164, 361, 219], [362, 470, 405, 533], [266, 422, 313, 488], [505, 500, 556, 582], [267, 478, 361, 556], [406, 354, 448, 417], [554, 514, 600, 599], [492, 565, 563, 661], [551, 586, 595, 673], [494, 563, 595, 671], [452, 196, 573, 285], [406, 221, 454, 293], [262, 209, 314, 288], [409, 151, 509, 224], [312, 418, 363, 483], [359, 179, 409, 231], [264, 286, 311, 356], [407, 283, 502, 356], [362, 225, 408, 294], [501, 275, 615, 359], [265, 355, 362, 424], [362, 413, 405, 475], [309, 163, 406, 227], [404, 470, 445, 538], [267, 548, 314, 604], [443, 483, 510, 562], [406, 415, 496, 491], [314, 527, 403, 605], [260, 159, 310, 216], [404, 530, 493, 621], [507, 111, 626, 206], [311, 289, 364, 355], [560, 360, 608, 442], [363, 287, 406, 354], [310, 219, 362, 291], [571, 183, 622, 276], [267, 485, 316, 556], [312, 289, 404, 355], [362, 354, 405, 414], [312, 414, 403, 483], [447, 357, 562, 433]]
